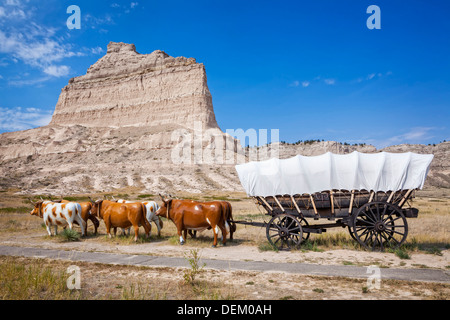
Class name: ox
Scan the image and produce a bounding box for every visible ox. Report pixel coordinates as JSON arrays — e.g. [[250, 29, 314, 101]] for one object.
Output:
[[91, 199, 151, 241], [188, 200, 236, 241], [58, 199, 99, 235], [116, 199, 163, 237], [30, 200, 86, 237], [156, 195, 228, 247]]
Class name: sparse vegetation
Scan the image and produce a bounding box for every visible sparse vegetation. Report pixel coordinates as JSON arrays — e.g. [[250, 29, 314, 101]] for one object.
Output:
[[183, 249, 206, 285]]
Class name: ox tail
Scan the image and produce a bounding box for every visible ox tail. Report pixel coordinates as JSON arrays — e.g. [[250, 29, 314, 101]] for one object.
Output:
[[140, 203, 152, 237], [225, 202, 235, 233]]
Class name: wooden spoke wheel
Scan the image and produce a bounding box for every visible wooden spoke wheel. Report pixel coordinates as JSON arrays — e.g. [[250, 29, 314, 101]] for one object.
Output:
[[266, 213, 303, 250], [299, 217, 310, 242], [351, 201, 408, 251]]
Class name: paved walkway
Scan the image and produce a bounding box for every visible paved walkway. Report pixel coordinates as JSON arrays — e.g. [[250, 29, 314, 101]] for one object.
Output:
[[0, 245, 449, 283]]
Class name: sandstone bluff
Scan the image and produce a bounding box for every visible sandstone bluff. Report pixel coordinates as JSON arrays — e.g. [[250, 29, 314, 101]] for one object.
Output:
[[0, 42, 448, 195]]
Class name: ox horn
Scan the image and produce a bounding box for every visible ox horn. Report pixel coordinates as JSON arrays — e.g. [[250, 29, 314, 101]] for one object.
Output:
[[158, 193, 166, 202]]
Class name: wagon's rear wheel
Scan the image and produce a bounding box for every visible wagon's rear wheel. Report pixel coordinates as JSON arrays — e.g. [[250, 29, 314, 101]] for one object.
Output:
[[266, 213, 303, 250], [351, 201, 408, 251]]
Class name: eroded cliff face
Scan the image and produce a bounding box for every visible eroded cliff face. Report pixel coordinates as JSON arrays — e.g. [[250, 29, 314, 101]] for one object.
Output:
[[50, 42, 218, 130]]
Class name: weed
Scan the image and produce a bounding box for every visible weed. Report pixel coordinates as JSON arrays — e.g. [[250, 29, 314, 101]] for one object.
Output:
[[394, 248, 411, 260], [183, 249, 205, 285], [258, 242, 279, 252], [59, 228, 81, 242]]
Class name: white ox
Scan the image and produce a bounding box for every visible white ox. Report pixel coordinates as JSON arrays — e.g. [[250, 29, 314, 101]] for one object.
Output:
[[117, 199, 163, 236], [30, 200, 86, 236]]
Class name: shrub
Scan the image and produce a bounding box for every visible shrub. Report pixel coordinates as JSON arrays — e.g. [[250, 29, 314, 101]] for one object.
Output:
[[59, 228, 80, 242]]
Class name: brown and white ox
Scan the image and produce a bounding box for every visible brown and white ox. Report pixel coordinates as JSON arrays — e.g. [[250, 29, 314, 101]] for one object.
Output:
[[30, 200, 86, 237], [58, 200, 100, 235], [116, 199, 163, 237], [90, 200, 151, 241], [156, 195, 228, 247]]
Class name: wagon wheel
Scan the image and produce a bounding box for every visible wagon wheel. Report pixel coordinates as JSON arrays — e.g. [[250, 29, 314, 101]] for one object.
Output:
[[299, 217, 310, 241], [266, 213, 303, 250], [351, 201, 408, 251], [348, 226, 358, 241]]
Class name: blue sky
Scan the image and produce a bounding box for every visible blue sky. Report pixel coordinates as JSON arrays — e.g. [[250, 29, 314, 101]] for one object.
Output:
[[0, 0, 449, 148]]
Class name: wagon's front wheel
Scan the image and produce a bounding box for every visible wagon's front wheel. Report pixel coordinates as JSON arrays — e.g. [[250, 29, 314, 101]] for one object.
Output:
[[351, 201, 408, 251], [266, 213, 303, 250]]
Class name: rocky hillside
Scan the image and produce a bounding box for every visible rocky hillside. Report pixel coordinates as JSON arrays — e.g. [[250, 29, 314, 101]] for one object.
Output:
[[0, 42, 447, 195]]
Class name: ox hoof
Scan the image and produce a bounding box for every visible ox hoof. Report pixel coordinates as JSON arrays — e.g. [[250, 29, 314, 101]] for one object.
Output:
[[211, 245, 216, 248]]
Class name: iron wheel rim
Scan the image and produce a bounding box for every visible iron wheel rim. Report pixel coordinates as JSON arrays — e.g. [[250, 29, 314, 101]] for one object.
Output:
[[266, 213, 303, 250], [352, 201, 408, 251]]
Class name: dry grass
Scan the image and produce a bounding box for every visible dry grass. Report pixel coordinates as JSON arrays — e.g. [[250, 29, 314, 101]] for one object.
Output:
[[1, 255, 448, 300]]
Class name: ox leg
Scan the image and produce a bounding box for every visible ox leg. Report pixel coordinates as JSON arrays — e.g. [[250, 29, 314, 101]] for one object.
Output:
[[54, 225, 58, 236], [104, 220, 112, 239], [80, 220, 86, 237], [45, 222, 52, 236], [178, 230, 185, 245], [211, 225, 218, 248], [220, 225, 227, 246], [133, 225, 140, 242], [154, 218, 162, 237]]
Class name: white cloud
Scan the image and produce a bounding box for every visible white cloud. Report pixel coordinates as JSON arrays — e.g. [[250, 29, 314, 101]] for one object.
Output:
[[6, 0, 22, 6], [377, 127, 438, 148], [0, 106, 52, 131], [130, 2, 139, 8], [289, 80, 300, 87], [43, 65, 70, 77], [301, 81, 310, 87], [324, 78, 335, 85], [90, 46, 104, 55]]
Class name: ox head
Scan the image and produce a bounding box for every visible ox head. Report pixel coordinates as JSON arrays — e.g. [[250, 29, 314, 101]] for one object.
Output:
[[29, 199, 43, 218], [90, 199, 104, 218], [156, 194, 172, 219]]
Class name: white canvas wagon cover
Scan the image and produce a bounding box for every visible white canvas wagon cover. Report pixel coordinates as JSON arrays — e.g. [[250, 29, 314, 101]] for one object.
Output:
[[235, 151, 434, 197]]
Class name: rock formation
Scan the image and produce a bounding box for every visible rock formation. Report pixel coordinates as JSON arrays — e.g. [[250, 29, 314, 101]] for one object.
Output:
[[50, 42, 218, 130]]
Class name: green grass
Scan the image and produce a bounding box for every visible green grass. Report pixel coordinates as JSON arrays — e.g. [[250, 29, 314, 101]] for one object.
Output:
[[137, 194, 153, 199], [0, 207, 30, 214]]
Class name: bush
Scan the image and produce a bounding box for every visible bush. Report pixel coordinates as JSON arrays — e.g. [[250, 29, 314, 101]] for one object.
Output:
[[59, 228, 80, 242]]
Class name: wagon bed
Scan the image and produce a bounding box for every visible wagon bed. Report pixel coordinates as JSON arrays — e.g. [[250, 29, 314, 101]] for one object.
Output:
[[235, 151, 434, 251]]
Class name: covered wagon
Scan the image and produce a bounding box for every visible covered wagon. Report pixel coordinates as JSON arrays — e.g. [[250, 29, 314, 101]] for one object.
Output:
[[235, 151, 434, 251]]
